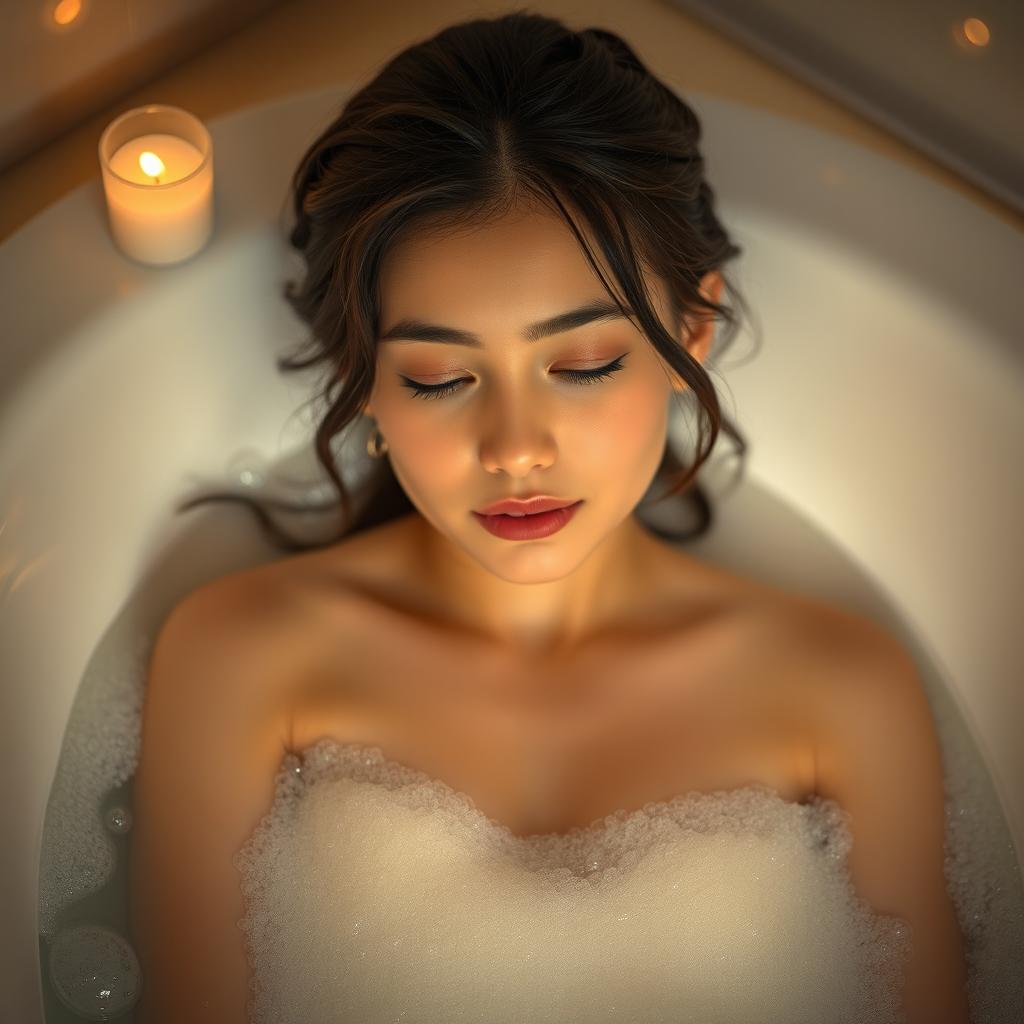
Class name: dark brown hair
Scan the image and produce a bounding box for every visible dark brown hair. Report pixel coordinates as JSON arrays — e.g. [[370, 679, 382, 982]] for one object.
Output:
[[178, 9, 754, 549]]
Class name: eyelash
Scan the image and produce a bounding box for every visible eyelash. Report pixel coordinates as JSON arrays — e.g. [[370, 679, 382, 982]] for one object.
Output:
[[399, 355, 628, 401]]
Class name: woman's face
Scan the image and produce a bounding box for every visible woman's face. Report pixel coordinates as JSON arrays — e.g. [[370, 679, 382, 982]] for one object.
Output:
[[364, 203, 720, 588]]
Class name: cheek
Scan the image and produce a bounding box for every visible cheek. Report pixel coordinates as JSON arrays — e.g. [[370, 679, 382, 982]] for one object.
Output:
[[384, 412, 467, 489], [569, 379, 668, 471]]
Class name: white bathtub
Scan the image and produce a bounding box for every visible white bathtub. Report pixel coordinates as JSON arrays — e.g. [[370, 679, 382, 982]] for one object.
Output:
[[1, 86, 1021, 1022]]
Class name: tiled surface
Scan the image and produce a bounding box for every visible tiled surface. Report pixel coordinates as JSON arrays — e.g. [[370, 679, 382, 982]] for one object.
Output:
[[1, 0, 1020, 244]]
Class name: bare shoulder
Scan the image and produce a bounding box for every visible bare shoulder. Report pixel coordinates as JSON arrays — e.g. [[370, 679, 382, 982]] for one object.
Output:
[[724, 581, 929, 744], [155, 563, 336, 744], [164, 517, 423, 700], [164, 565, 304, 658], [790, 596, 942, 790], [696, 564, 899, 673], [776, 601, 970, 1019], [779, 593, 925, 717], [759, 590, 925, 730]]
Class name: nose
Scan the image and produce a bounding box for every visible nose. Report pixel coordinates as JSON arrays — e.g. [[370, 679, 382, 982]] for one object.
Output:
[[477, 410, 557, 477]]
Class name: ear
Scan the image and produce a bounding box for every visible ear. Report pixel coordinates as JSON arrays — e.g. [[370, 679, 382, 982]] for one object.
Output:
[[673, 269, 724, 393]]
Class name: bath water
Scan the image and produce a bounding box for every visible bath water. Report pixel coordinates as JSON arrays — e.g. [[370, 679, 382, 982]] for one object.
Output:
[[35, 568, 1024, 1022]]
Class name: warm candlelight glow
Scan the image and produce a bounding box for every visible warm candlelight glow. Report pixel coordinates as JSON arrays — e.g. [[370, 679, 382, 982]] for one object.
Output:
[[962, 17, 990, 47], [52, 0, 82, 27], [138, 151, 167, 181], [98, 105, 214, 266], [952, 16, 992, 51]]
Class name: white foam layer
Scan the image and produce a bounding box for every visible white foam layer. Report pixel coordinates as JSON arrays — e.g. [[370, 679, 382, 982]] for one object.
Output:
[[233, 740, 912, 1024]]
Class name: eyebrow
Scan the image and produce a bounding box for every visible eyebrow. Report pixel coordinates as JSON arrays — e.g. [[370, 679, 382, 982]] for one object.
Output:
[[378, 299, 635, 347]]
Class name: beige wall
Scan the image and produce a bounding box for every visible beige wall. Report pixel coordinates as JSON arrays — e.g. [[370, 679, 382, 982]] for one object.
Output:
[[0, 0, 288, 175], [1, 0, 1020, 245]]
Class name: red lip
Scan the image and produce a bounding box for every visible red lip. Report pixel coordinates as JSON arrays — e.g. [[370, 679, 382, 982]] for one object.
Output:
[[476, 495, 579, 516], [473, 500, 582, 540]]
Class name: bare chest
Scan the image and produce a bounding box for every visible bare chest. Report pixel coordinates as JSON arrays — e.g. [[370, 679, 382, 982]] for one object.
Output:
[[285, 590, 820, 839]]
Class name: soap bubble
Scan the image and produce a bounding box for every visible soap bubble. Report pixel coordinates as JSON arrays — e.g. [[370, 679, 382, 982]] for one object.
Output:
[[48, 924, 142, 1020], [103, 805, 133, 835]]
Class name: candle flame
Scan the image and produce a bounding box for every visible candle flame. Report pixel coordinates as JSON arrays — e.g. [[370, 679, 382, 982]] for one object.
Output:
[[138, 150, 166, 181]]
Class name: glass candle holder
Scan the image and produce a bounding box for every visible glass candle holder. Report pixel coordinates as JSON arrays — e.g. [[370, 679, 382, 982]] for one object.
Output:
[[98, 104, 214, 267]]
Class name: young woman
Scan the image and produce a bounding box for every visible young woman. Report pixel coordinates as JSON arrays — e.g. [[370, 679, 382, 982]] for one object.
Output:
[[129, 11, 970, 1023]]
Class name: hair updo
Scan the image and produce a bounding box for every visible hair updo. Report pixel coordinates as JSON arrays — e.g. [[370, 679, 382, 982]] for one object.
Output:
[[180, 9, 753, 549]]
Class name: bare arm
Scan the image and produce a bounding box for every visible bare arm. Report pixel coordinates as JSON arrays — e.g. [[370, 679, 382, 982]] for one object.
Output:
[[812, 612, 971, 1024], [129, 579, 294, 1024]]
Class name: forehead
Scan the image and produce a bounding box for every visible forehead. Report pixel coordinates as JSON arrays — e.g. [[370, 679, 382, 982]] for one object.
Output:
[[378, 205, 640, 322]]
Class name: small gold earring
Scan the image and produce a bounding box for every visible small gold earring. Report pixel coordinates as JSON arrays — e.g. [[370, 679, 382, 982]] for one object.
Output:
[[366, 425, 389, 457]]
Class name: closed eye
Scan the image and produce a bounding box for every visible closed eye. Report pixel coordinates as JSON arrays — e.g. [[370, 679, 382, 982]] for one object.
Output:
[[399, 354, 629, 401]]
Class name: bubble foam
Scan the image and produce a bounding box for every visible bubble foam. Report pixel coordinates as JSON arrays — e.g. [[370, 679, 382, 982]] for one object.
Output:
[[37, 634, 152, 939], [234, 740, 912, 1024]]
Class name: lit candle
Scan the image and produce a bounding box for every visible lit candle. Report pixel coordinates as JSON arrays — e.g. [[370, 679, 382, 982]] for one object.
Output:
[[98, 105, 214, 267]]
